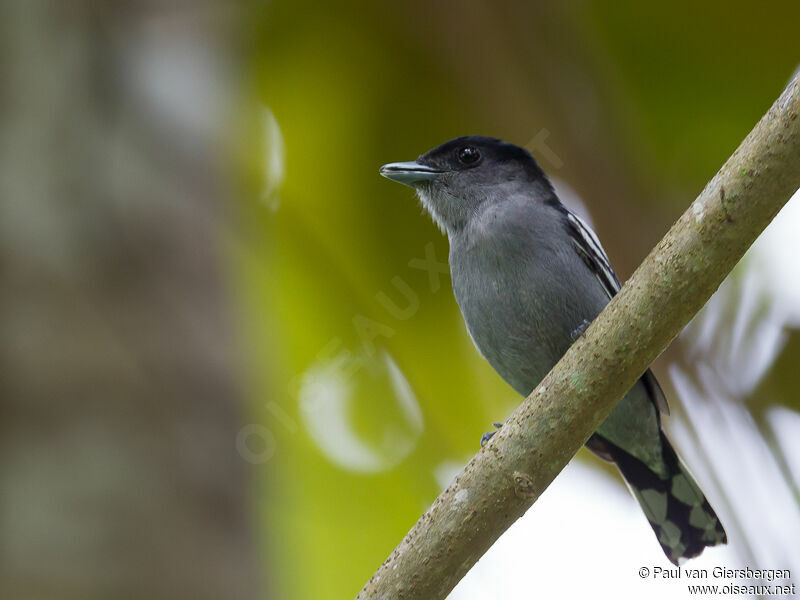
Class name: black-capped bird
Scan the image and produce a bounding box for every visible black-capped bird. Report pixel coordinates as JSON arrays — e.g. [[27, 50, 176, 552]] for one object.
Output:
[[380, 136, 727, 563]]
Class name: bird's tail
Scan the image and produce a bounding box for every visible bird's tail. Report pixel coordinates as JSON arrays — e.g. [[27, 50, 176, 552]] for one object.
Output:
[[603, 432, 727, 564]]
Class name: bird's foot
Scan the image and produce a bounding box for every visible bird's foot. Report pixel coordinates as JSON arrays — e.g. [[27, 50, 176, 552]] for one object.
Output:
[[571, 318, 591, 340], [480, 422, 504, 447]]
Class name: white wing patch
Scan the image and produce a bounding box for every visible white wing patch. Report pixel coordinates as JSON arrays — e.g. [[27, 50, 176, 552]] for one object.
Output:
[[565, 210, 621, 299]]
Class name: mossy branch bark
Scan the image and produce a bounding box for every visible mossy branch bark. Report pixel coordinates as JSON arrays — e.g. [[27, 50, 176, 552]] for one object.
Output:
[[356, 76, 800, 600]]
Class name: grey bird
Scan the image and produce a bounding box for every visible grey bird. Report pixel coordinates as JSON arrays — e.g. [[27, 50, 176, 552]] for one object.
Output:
[[379, 135, 726, 564]]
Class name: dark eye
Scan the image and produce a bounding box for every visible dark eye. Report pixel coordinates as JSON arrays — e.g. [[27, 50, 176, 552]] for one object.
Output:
[[457, 146, 481, 165]]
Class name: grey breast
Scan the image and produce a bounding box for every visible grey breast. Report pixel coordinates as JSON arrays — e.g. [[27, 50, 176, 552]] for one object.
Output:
[[449, 197, 665, 470], [448, 197, 609, 396]]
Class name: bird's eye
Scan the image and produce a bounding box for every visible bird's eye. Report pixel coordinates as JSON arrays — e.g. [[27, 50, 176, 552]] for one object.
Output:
[[457, 146, 481, 165]]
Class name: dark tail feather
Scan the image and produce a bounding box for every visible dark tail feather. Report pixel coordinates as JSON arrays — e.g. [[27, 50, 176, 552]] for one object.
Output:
[[598, 432, 727, 564]]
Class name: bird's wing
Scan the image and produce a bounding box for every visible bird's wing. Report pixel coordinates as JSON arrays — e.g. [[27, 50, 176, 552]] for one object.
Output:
[[563, 208, 670, 416], [564, 210, 621, 299]]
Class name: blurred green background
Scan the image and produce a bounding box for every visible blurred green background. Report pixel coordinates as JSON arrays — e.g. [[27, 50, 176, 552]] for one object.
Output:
[[2, 2, 798, 599], [246, 1, 800, 598]]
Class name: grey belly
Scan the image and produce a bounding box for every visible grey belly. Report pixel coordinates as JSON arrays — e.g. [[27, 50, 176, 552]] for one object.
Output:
[[452, 245, 605, 397], [451, 250, 664, 471]]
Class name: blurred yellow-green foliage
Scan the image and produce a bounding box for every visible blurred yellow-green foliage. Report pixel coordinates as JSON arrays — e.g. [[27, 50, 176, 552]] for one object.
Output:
[[6, 3, 799, 599], [235, 1, 800, 598]]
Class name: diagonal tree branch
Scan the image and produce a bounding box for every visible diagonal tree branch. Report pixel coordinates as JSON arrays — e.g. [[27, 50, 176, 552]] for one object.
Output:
[[356, 75, 800, 600]]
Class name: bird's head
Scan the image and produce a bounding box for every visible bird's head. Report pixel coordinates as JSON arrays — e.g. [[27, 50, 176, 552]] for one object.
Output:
[[379, 136, 553, 234]]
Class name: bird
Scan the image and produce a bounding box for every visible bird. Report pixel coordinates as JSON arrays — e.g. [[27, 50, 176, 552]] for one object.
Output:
[[379, 135, 726, 564]]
